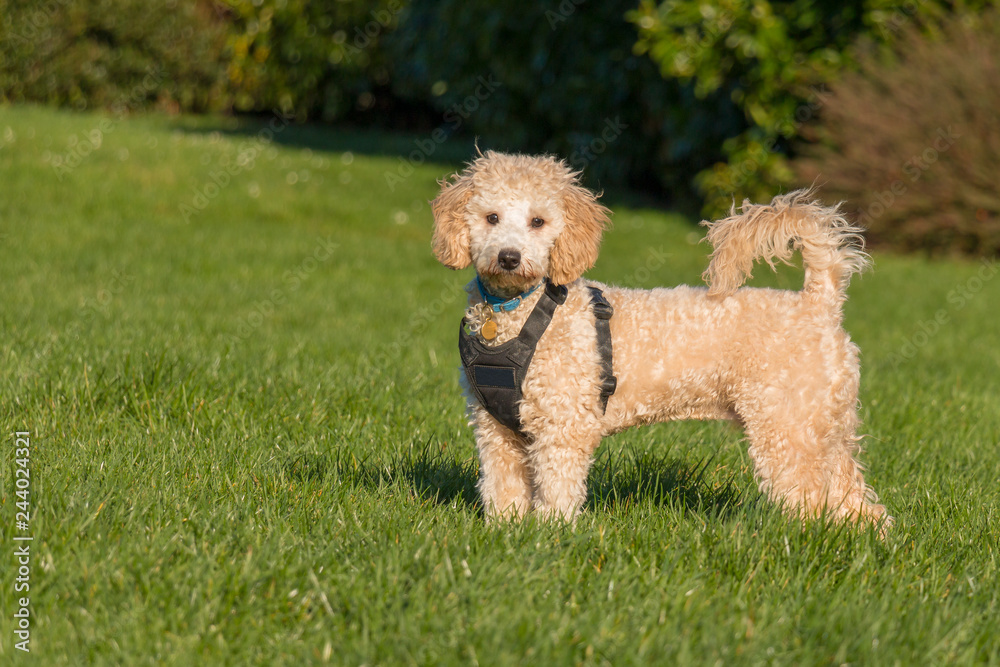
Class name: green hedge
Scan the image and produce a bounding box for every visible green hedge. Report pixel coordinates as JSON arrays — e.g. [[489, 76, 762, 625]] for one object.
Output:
[[631, 0, 888, 215], [0, 0, 404, 120], [223, 0, 407, 121], [3, 0, 998, 254], [386, 0, 745, 197], [629, 0, 996, 217], [0, 0, 230, 112]]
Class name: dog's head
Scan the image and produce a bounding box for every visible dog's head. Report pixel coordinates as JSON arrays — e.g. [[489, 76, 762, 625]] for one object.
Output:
[[431, 151, 610, 296]]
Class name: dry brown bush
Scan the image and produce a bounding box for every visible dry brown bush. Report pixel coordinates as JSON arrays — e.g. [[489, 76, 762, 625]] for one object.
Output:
[[794, 11, 1000, 256]]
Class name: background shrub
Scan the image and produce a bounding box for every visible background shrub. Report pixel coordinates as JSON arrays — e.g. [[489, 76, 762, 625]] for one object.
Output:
[[386, 0, 744, 198], [793, 10, 1000, 256], [0, 0, 231, 112], [223, 0, 410, 122], [627, 0, 990, 217], [4, 0, 998, 254]]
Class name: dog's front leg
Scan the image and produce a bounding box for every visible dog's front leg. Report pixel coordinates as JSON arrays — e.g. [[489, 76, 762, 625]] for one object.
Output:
[[526, 424, 602, 522], [472, 407, 532, 520]]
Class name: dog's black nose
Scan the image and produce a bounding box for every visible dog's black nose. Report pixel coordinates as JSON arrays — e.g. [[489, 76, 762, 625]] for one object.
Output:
[[498, 249, 521, 271]]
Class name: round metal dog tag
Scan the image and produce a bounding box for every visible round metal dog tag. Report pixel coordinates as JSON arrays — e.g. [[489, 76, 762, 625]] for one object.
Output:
[[481, 319, 498, 340]]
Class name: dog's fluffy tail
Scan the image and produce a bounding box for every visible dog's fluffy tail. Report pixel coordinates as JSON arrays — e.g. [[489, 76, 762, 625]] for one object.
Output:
[[701, 189, 869, 302]]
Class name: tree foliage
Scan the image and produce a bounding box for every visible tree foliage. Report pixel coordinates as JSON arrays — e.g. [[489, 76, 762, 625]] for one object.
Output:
[[0, 0, 230, 112], [3, 0, 998, 254], [386, 0, 744, 196], [628, 0, 967, 215], [223, 0, 406, 120]]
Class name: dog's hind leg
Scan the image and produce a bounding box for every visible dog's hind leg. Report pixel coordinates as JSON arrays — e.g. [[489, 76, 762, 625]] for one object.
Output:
[[473, 409, 533, 520], [745, 415, 888, 527], [738, 357, 890, 530]]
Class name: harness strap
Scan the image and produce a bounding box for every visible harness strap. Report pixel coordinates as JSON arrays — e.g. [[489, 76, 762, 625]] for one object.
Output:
[[459, 280, 566, 433], [517, 280, 567, 344], [459, 281, 616, 434], [587, 286, 617, 412]]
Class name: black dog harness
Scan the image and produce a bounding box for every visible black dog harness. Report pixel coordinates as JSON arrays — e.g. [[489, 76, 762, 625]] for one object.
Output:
[[459, 281, 617, 434]]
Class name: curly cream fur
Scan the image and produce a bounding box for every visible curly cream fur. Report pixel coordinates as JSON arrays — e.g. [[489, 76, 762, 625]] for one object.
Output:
[[432, 152, 890, 532], [431, 170, 475, 269], [702, 191, 870, 299]]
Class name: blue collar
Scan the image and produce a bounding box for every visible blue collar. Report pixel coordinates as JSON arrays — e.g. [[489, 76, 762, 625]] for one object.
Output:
[[476, 277, 543, 312]]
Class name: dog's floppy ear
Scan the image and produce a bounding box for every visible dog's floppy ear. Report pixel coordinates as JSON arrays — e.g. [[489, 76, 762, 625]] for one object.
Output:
[[431, 171, 474, 269], [549, 181, 611, 285]]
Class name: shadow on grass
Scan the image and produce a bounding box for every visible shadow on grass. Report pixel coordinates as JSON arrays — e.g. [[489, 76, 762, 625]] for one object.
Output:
[[171, 114, 476, 167], [303, 441, 747, 521], [585, 446, 747, 521], [169, 115, 672, 211], [283, 444, 481, 510]]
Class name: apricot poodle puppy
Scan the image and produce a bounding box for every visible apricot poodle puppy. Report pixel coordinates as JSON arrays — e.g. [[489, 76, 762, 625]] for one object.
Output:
[[432, 150, 889, 530]]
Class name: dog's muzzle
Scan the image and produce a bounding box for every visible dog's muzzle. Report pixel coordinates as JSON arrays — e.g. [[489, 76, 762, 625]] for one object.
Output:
[[497, 249, 521, 271]]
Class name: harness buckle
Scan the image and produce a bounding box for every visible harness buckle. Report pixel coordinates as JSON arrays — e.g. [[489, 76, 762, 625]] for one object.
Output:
[[499, 297, 520, 312]]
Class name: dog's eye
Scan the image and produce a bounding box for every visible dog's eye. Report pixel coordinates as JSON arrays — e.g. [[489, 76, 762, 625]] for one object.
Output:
[[531, 217, 545, 228], [486, 213, 499, 225]]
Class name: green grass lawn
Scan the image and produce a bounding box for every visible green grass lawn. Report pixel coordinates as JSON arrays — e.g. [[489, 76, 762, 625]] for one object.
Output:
[[1, 104, 998, 665]]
